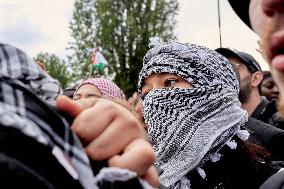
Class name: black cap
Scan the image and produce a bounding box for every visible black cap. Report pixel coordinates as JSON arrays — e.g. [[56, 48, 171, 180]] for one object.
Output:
[[215, 48, 262, 72], [228, 0, 251, 29]]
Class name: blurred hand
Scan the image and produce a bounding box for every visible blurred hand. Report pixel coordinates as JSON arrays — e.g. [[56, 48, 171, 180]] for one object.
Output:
[[56, 95, 159, 187], [128, 92, 139, 107]]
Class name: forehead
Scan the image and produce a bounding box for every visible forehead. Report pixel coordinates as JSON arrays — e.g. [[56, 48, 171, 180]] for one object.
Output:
[[262, 77, 274, 83], [76, 84, 100, 93], [228, 57, 247, 67]]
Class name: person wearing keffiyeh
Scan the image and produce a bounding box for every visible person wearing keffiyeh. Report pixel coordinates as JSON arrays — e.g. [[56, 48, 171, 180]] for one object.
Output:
[[138, 38, 279, 189], [0, 43, 157, 189], [73, 78, 125, 100]]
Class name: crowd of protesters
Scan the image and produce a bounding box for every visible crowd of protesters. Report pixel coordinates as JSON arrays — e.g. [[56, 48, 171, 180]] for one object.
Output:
[[2, 0, 284, 188]]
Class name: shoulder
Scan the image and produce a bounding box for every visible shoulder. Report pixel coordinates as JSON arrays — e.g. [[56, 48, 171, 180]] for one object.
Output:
[[260, 170, 284, 189], [245, 117, 284, 160], [188, 139, 278, 189]]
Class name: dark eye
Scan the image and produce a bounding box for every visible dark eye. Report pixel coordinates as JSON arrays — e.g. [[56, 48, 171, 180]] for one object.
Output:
[[86, 94, 101, 98], [165, 78, 178, 87], [264, 82, 274, 89]]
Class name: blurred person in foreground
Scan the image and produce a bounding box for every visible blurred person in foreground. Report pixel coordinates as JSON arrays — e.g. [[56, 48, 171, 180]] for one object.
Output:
[[0, 43, 158, 188], [137, 38, 279, 189], [228, 0, 284, 188]]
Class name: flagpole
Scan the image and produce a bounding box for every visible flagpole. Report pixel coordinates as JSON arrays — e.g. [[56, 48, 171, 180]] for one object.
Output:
[[217, 0, 222, 48], [88, 48, 98, 78]]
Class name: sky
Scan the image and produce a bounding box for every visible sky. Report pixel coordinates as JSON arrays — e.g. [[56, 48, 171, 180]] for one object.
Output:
[[0, 0, 269, 70]]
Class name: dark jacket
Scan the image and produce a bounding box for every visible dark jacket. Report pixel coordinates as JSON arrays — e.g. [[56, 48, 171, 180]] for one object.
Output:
[[185, 138, 279, 189], [252, 97, 284, 130], [260, 170, 284, 189], [244, 117, 284, 160]]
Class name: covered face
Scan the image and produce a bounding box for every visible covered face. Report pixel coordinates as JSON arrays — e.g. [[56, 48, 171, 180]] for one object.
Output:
[[73, 78, 125, 100], [138, 40, 248, 188]]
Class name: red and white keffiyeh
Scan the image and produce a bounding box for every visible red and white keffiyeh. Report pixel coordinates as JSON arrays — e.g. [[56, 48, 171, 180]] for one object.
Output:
[[76, 78, 125, 99]]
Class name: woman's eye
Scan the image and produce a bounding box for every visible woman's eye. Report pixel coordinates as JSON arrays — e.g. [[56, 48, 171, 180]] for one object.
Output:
[[73, 96, 80, 101], [87, 94, 101, 98], [263, 82, 273, 89], [165, 79, 178, 87]]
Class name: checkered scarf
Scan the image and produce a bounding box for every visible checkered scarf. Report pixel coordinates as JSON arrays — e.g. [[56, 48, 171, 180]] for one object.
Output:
[[0, 43, 154, 189], [0, 43, 97, 188], [138, 40, 248, 188], [76, 78, 125, 99]]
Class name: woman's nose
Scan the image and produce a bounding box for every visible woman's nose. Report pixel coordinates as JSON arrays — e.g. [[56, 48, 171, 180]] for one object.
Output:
[[272, 85, 279, 94]]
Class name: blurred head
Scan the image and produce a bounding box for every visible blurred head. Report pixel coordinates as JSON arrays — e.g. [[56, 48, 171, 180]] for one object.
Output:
[[260, 70, 279, 101], [138, 39, 247, 187], [0, 43, 61, 105], [216, 48, 263, 104], [73, 78, 125, 101], [228, 0, 284, 114]]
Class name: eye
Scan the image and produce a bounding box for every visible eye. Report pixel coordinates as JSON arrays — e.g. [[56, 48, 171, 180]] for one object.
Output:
[[73, 95, 81, 101], [86, 94, 101, 98], [164, 78, 179, 87], [263, 82, 274, 89]]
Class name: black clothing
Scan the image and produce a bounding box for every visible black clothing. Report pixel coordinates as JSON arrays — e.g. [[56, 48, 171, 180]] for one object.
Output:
[[186, 138, 279, 189], [252, 98, 284, 130], [0, 126, 84, 189], [244, 117, 284, 160], [251, 97, 270, 120], [245, 97, 284, 160], [260, 170, 284, 189], [0, 126, 144, 189]]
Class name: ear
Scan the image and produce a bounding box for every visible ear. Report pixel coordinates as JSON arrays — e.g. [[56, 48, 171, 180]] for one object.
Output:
[[251, 71, 263, 87]]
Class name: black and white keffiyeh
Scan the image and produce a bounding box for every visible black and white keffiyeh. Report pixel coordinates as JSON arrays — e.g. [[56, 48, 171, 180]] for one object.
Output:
[[0, 43, 153, 189], [138, 39, 248, 188], [0, 43, 95, 188], [0, 43, 61, 105]]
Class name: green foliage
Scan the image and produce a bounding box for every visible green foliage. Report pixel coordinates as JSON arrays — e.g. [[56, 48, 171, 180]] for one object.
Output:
[[69, 0, 179, 96], [34, 53, 73, 89]]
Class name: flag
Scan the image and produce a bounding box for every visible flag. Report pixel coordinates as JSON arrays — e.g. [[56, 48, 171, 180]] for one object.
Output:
[[91, 47, 108, 72]]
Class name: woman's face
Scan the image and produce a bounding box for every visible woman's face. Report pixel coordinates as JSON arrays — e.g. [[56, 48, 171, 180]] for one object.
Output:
[[261, 76, 279, 101], [73, 84, 102, 100], [141, 73, 193, 98]]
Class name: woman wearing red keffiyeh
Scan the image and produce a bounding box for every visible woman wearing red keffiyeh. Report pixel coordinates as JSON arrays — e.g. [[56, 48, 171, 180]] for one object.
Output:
[[73, 78, 125, 100]]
